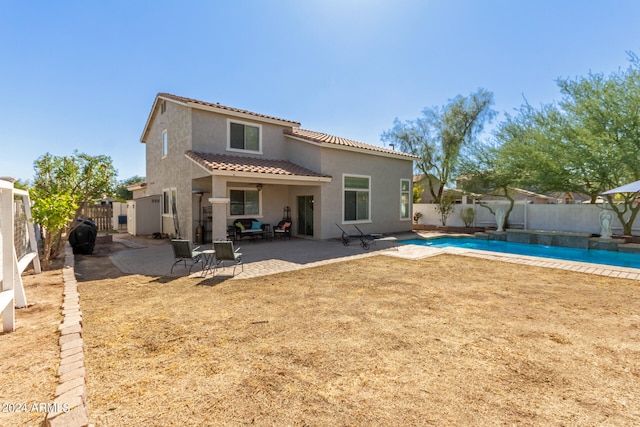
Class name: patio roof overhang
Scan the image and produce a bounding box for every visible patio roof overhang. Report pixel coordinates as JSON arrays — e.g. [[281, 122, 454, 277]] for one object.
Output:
[[185, 151, 332, 184]]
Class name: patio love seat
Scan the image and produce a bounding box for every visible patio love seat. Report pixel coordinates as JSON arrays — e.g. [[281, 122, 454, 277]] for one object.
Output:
[[232, 218, 269, 242]]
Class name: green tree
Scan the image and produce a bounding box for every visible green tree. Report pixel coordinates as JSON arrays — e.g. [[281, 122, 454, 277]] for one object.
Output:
[[557, 55, 640, 234], [13, 178, 30, 191], [495, 54, 640, 234], [493, 103, 572, 196], [114, 175, 145, 201], [381, 89, 496, 216], [459, 140, 519, 230], [412, 182, 423, 203], [30, 151, 116, 268], [434, 192, 456, 226]]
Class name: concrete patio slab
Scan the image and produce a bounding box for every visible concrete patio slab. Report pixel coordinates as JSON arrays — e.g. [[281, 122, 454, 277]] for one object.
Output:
[[110, 234, 410, 279]]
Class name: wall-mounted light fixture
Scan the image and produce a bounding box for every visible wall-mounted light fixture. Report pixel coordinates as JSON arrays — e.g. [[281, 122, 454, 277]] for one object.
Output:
[[256, 184, 263, 191]]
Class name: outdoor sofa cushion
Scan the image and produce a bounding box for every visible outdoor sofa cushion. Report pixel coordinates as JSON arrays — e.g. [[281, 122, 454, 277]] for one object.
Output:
[[233, 218, 266, 240]]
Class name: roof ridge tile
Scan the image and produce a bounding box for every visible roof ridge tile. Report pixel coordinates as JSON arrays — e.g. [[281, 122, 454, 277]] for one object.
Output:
[[158, 93, 300, 126], [284, 128, 417, 158]]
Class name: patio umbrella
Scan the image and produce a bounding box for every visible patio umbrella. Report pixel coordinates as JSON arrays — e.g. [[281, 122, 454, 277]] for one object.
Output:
[[602, 179, 640, 195]]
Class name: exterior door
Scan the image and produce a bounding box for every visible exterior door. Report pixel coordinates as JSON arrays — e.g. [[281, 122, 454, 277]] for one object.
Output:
[[297, 196, 314, 236]]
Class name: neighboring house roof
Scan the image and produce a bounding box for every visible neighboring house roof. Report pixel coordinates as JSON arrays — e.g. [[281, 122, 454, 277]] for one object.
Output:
[[509, 187, 553, 200], [551, 192, 593, 203], [413, 173, 441, 183], [186, 151, 332, 182], [126, 182, 147, 191], [448, 185, 557, 202], [284, 128, 418, 159]]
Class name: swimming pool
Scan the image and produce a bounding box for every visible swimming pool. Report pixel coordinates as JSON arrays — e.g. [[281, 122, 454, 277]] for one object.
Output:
[[401, 237, 640, 269]]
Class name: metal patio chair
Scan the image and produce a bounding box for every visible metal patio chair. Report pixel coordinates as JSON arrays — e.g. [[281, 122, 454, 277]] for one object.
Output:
[[170, 239, 203, 275], [213, 240, 243, 276]]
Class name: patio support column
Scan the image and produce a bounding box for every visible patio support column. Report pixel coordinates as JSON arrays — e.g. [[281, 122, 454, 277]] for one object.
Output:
[[208, 176, 229, 241]]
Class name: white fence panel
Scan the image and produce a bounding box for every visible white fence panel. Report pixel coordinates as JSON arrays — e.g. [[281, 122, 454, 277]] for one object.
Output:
[[0, 179, 41, 332], [0, 181, 15, 332], [414, 202, 640, 236], [527, 204, 598, 234], [413, 202, 525, 229]]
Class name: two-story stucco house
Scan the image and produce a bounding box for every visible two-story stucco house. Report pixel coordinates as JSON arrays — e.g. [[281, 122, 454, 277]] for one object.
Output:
[[138, 93, 416, 243]]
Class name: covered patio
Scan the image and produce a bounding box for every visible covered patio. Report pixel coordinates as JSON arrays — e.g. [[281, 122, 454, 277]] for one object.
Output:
[[186, 151, 332, 243]]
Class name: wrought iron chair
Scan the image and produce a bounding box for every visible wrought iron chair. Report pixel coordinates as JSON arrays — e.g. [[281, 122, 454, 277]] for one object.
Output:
[[273, 220, 292, 240]]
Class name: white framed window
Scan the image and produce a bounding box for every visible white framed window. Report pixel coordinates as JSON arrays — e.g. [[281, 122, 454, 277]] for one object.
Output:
[[343, 174, 370, 223], [162, 130, 168, 158], [162, 188, 177, 216], [229, 188, 261, 217], [227, 119, 262, 153], [400, 179, 411, 220]]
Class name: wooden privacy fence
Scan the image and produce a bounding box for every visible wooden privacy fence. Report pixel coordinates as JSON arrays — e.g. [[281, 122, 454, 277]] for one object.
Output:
[[1, 179, 41, 332], [79, 203, 113, 231]]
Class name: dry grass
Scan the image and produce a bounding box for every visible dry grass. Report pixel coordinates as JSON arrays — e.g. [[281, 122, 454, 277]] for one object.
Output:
[[78, 254, 640, 426], [0, 264, 63, 427]]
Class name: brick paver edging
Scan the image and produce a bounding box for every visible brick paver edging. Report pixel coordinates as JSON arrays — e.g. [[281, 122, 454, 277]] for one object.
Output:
[[45, 243, 90, 427]]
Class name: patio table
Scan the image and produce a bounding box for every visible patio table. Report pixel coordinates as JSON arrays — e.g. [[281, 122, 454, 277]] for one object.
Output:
[[201, 249, 216, 276]]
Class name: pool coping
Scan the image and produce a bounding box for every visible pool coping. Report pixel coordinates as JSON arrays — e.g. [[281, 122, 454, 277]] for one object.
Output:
[[399, 232, 640, 280]]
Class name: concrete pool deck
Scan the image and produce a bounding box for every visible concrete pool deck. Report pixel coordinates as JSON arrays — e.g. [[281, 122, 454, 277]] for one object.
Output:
[[109, 232, 640, 281], [409, 232, 640, 280]]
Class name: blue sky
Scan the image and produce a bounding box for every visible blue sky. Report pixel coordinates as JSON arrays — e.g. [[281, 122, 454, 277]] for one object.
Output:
[[1, 0, 638, 183]]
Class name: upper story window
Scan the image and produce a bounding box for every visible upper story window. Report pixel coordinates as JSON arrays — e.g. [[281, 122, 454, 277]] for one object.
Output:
[[227, 119, 262, 153], [160, 100, 167, 114], [162, 130, 168, 158]]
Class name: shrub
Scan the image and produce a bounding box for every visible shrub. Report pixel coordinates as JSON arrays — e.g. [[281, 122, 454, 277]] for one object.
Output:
[[461, 207, 475, 227]]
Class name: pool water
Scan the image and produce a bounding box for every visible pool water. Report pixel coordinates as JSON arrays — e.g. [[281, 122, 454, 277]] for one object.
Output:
[[401, 237, 640, 269]]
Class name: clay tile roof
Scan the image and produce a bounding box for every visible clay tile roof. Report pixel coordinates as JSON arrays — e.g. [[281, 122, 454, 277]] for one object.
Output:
[[186, 151, 331, 178], [159, 93, 301, 127], [284, 128, 418, 158]]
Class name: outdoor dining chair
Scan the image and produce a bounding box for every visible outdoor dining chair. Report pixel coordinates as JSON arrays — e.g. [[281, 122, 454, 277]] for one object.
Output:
[[212, 240, 243, 276], [170, 239, 203, 275]]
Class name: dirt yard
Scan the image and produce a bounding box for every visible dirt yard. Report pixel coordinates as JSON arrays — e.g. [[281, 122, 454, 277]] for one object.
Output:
[[2, 240, 640, 426], [0, 259, 63, 427]]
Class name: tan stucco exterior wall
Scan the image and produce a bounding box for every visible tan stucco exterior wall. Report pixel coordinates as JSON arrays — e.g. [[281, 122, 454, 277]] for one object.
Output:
[[145, 101, 194, 238], [142, 95, 413, 242], [285, 135, 413, 239], [192, 108, 292, 159], [316, 148, 413, 239]]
